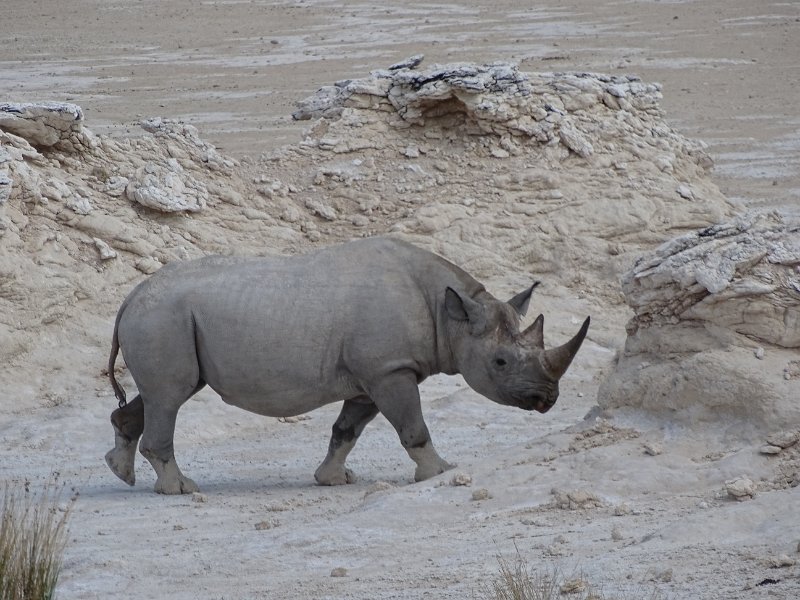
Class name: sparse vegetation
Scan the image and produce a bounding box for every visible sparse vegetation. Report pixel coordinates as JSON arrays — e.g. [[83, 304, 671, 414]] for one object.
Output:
[[0, 481, 72, 600], [480, 547, 666, 600]]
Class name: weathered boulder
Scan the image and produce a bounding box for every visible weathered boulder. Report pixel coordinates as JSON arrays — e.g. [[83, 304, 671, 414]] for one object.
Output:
[[598, 211, 800, 431], [125, 160, 208, 213], [0, 102, 92, 151]]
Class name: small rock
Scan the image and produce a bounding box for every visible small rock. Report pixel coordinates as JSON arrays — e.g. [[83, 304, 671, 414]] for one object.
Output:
[[725, 477, 756, 501], [643, 442, 663, 456], [759, 445, 783, 455], [191, 492, 207, 503], [173, 524, 185, 531], [330, 567, 348, 578], [254, 519, 279, 531], [767, 554, 796, 568], [552, 488, 602, 510], [450, 473, 472, 486], [611, 526, 624, 541], [766, 431, 800, 449], [471, 488, 491, 501], [93, 238, 117, 260], [280, 205, 301, 223], [560, 578, 587, 594], [389, 54, 424, 70], [304, 199, 337, 221], [676, 184, 694, 200], [135, 257, 162, 275], [351, 214, 370, 227], [754, 346, 765, 360], [402, 146, 420, 158], [613, 503, 631, 516]]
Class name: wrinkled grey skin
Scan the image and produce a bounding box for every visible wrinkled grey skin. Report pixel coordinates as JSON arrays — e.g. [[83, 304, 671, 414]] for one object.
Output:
[[105, 237, 590, 494]]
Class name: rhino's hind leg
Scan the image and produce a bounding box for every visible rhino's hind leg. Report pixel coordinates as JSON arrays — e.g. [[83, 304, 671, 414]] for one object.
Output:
[[105, 395, 145, 486], [138, 398, 198, 495], [315, 397, 379, 485]]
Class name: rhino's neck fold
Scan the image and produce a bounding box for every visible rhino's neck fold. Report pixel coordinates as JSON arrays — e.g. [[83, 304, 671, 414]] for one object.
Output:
[[434, 309, 460, 377]]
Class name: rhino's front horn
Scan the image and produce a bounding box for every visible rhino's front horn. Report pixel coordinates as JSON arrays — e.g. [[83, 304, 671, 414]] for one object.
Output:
[[542, 317, 590, 379]]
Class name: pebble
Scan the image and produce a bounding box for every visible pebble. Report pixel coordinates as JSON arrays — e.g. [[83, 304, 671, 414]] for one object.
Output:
[[759, 444, 782, 455], [93, 238, 117, 260], [676, 184, 694, 200], [134, 257, 162, 275], [725, 477, 756, 501], [330, 567, 348, 578], [613, 503, 631, 516], [471, 488, 491, 501], [754, 346, 765, 360], [766, 431, 800, 449], [450, 473, 472, 486], [254, 519, 279, 531], [191, 492, 207, 503], [611, 526, 624, 541], [643, 442, 663, 456], [767, 554, 796, 568]]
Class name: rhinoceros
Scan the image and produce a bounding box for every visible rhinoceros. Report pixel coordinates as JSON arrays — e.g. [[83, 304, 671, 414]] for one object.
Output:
[[105, 237, 589, 494]]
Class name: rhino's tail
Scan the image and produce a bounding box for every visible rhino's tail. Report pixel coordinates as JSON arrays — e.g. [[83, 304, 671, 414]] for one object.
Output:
[[108, 303, 127, 408]]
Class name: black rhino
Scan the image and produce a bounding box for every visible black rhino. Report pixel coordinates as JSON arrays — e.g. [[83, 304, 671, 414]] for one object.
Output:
[[105, 237, 589, 494]]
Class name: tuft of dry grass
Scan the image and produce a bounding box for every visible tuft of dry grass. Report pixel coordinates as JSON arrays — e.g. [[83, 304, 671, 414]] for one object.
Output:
[[480, 546, 666, 600], [0, 481, 72, 600]]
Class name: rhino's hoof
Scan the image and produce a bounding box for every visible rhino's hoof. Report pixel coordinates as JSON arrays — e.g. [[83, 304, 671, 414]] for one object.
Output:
[[154, 476, 199, 495], [105, 448, 136, 486], [414, 461, 455, 483], [315, 466, 356, 486]]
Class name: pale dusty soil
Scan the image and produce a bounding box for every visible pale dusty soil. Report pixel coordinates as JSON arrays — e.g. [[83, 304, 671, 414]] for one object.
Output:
[[2, 1, 800, 599]]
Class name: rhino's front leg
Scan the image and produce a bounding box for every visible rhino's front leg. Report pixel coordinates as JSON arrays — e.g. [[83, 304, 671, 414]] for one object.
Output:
[[369, 370, 455, 482], [315, 397, 379, 485]]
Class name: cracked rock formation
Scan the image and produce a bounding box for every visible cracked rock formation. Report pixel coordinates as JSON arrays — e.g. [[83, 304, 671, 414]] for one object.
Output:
[[598, 211, 800, 432], [0, 102, 91, 151]]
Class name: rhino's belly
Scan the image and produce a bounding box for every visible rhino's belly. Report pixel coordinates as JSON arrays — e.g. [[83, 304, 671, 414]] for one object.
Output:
[[206, 376, 361, 418]]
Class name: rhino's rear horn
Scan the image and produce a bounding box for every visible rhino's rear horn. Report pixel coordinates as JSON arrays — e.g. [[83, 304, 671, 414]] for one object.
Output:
[[542, 316, 590, 379]]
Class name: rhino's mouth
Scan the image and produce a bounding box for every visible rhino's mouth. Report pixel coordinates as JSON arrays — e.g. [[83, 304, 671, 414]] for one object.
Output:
[[505, 383, 557, 414], [512, 394, 553, 413]]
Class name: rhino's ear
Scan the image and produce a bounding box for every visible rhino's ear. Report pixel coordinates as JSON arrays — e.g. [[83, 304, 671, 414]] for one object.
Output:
[[445, 287, 487, 334], [507, 281, 540, 317]]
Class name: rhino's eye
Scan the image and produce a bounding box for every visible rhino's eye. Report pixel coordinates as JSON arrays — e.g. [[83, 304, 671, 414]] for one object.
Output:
[[494, 358, 507, 368]]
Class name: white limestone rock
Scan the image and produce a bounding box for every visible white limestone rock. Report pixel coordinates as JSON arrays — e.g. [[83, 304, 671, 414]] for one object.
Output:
[[0, 102, 82, 146], [599, 211, 800, 430], [125, 162, 208, 213]]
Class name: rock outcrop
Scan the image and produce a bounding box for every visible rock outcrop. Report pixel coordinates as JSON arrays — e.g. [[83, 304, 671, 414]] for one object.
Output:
[[598, 211, 800, 431], [286, 58, 734, 286], [0, 102, 90, 151]]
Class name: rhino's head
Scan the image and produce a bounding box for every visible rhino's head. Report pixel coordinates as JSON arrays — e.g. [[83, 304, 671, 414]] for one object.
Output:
[[444, 284, 590, 414]]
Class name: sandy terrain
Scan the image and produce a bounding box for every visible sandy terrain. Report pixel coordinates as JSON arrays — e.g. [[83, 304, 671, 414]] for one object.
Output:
[[1, 1, 799, 599]]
